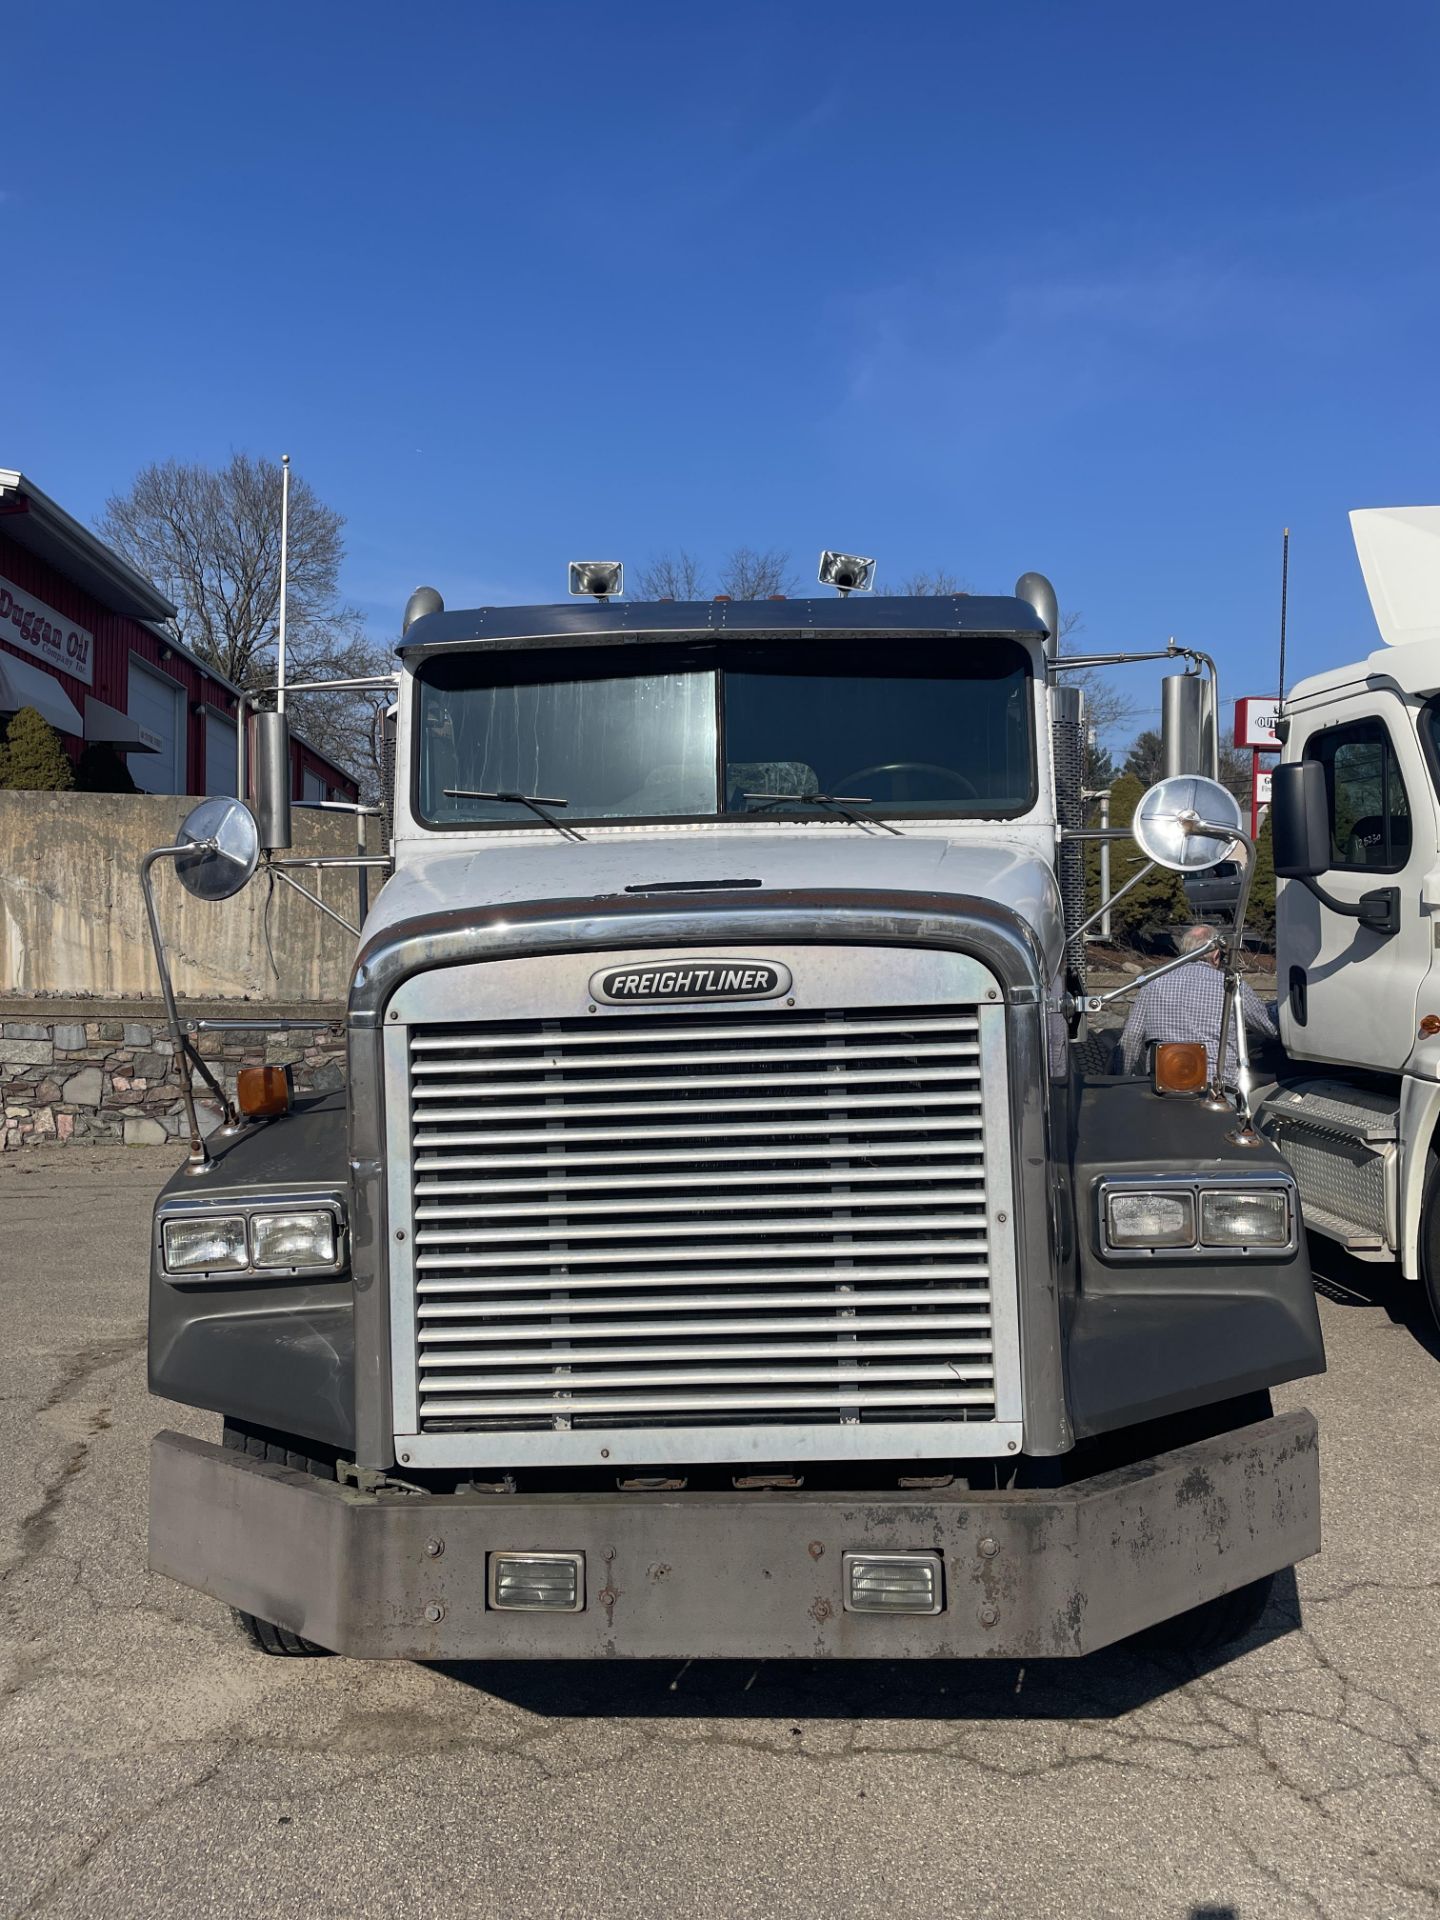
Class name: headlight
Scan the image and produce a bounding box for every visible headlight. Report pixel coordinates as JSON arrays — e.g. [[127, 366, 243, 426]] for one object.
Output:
[[1105, 1190, 1196, 1249], [251, 1210, 339, 1269], [1201, 1188, 1290, 1247], [162, 1215, 249, 1274]]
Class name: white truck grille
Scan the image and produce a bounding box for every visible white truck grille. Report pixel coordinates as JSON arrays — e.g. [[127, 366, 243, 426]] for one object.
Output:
[[402, 1002, 1004, 1436]]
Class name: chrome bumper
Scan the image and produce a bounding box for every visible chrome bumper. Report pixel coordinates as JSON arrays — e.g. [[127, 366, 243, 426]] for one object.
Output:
[[149, 1411, 1319, 1660]]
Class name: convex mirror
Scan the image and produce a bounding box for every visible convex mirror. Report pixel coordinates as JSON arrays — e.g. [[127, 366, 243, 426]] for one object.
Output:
[[1132, 775, 1243, 872], [174, 797, 261, 901]]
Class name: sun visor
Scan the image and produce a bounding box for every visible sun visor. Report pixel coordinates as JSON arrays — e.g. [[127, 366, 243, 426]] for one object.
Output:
[[1350, 506, 1440, 648]]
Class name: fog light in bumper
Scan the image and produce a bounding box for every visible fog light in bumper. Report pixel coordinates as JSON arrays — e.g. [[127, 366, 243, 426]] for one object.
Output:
[[843, 1551, 943, 1615], [487, 1551, 585, 1612]]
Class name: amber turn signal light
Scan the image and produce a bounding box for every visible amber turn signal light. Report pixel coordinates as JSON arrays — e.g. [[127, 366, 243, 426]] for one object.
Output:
[[1153, 1041, 1208, 1095], [1420, 1014, 1440, 1038], [237, 1064, 292, 1118]]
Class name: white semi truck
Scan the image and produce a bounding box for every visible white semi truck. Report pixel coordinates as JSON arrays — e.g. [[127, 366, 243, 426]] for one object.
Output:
[[1261, 506, 1440, 1322], [141, 555, 1324, 1661]]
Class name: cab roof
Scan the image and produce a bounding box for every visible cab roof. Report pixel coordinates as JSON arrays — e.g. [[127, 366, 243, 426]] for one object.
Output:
[[398, 592, 1050, 657]]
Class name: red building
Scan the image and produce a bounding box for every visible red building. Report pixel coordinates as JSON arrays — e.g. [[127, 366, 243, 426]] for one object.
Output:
[[0, 468, 358, 803]]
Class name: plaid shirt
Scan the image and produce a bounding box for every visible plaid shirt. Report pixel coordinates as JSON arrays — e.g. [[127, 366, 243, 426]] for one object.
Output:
[[1119, 958, 1276, 1084]]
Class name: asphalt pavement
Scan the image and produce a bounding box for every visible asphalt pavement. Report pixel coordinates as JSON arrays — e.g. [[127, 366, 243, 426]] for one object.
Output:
[[2, 1144, 1438, 1920]]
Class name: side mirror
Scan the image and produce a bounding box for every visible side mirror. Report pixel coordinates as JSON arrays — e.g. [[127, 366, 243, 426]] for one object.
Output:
[[252, 708, 292, 852], [1132, 775, 1243, 871], [173, 797, 261, 901], [1271, 760, 1330, 878]]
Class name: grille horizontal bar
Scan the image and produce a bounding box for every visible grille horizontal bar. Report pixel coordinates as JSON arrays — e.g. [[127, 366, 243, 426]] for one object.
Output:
[[410, 1015, 980, 1053], [420, 1387, 996, 1419], [402, 1001, 1001, 1434], [423, 1337, 994, 1368], [417, 1288, 994, 1320]]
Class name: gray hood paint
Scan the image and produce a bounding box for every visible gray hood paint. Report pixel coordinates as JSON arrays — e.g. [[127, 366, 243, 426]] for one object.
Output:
[[365, 830, 1065, 983]]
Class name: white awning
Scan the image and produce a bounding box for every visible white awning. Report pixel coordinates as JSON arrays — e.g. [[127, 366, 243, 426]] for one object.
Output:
[[84, 694, 160, 753], [0, 650, 84, 735]]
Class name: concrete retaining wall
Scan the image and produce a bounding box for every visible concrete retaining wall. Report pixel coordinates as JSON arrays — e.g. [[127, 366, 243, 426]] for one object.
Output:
[[0, 792, 376, 1002], [1, 1002, 346, 1151]]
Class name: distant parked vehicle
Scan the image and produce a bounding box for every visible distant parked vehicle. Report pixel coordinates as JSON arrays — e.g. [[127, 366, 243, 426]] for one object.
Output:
[[1184, 859, 1242, 923]]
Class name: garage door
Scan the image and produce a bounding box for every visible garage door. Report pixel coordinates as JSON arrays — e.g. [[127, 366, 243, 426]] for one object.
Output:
[[204, 708, 239, 798], [128, 659, 184, 793]]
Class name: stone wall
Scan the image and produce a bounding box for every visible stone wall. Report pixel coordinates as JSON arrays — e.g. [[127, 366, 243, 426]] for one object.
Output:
[[2, 1002, 346, 1151]]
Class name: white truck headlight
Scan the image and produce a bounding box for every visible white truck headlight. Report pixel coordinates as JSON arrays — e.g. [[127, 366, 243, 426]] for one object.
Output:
[[162, 1215, 249, 1274], [1105, 1190, 1196, 1249], [1201, 1188, 1290, 1247], [251, 1210, 339, 1269]]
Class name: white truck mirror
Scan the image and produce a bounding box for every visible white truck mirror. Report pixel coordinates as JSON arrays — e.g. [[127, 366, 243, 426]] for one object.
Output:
[[173, 797, 261, 902], [1132, 775, 1242, 872]]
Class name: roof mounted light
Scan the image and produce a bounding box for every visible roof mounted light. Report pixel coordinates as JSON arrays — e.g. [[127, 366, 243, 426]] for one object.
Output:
[[568, 560, 623, 601], [818, 550, 875, 596]]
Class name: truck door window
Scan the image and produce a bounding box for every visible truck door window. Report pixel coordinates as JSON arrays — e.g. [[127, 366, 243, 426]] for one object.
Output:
[[1306, 719, 1411, 872]]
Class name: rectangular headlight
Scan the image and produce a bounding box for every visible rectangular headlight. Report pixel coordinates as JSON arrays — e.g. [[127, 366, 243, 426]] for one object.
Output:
[[251, 1210, 338, 1269], [162, 1215, 248, 1274], [1201, 1188, 1290, 1247], [1106, 1189, 1196, 1249]]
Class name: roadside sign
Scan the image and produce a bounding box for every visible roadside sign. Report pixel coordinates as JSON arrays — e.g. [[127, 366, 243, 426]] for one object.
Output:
[[1235, 697, 1282, 751], [1254, 764, 1273, 806]]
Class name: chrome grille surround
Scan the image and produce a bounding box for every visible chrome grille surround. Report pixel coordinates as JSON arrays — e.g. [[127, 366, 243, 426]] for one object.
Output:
[[385, 944, 1022, 1468]]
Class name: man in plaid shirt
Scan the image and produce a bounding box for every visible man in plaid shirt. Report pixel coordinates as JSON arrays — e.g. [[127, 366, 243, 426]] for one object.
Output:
[[1120, 925, 1276, 1086]]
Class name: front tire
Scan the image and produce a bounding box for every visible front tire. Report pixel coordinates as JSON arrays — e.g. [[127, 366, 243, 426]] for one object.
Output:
[[1418, 1152, 1440, 1332], [221, 1420, 336, 1657], [1142, 1571, 1276, 1653]]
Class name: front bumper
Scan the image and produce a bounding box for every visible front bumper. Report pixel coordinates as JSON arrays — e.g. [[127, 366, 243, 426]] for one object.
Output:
[[149, 1411, 1319, 1659]]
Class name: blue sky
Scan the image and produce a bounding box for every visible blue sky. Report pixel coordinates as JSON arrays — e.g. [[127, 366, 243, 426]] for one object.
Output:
[[6, 1, 1439, 743]]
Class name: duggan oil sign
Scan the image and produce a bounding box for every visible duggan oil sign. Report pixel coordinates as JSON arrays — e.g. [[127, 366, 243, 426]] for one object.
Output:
[[0, 575, 95, 687]]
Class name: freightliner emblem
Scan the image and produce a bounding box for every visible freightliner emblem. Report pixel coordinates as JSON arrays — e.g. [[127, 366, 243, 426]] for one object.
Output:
[[590, 959, 792, 1005]]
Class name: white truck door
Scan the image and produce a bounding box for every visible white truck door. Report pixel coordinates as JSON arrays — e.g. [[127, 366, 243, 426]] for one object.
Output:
[[1279, 697, 1435, 1073]]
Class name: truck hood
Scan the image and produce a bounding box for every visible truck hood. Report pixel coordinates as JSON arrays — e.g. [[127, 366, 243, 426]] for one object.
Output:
[[367, 831, 1065, 982]]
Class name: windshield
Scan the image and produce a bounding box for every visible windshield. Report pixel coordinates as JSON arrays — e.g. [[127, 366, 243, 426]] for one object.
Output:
[[415, 637, 1035, 827]]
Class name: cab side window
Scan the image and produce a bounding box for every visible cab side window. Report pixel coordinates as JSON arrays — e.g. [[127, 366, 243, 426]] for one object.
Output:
[[1307, 719, 1411, 871]]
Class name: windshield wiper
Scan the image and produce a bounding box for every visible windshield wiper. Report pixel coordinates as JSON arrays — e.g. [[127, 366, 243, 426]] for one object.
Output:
[[443, 789, 586, 842], [743, 792, 904, 836]]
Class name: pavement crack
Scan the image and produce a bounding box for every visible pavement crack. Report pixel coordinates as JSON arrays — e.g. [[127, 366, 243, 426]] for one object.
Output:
[[12, 1748, 236, 1917]]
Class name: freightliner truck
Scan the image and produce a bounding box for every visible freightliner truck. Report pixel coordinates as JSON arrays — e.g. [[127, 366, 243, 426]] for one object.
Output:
[[143, 553, 1324, 1661], [1260, 506, 1440, 1323]]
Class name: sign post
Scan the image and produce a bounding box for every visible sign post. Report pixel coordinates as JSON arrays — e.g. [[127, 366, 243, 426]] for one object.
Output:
[[1235, 697, 1282, 839]]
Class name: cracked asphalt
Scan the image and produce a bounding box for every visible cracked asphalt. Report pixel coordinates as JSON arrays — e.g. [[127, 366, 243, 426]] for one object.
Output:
[[3, 1147, 1439, 1919]]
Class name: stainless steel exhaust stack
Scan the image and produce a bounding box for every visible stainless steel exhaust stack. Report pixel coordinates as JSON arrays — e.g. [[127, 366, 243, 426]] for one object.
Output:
[[403, 587, 445, 635], [1015, 573, 1060, 660]]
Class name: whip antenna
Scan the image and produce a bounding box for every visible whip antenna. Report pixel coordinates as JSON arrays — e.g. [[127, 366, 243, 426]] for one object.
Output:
[[1277, 525, 1290, 711], [277, 453, 291, 713]]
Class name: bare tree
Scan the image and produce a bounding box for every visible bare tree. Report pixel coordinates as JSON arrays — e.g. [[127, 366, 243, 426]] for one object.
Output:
[[885, 569, 971, 596], [717, 547, 798, 600], [1057, 610, 1137, 790], [99, 455, 390, 793], [636, 550, 707, 600]]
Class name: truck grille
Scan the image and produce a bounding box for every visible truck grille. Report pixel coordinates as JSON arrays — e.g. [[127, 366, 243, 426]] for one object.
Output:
[[403, 1003, 1002, 1433]]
